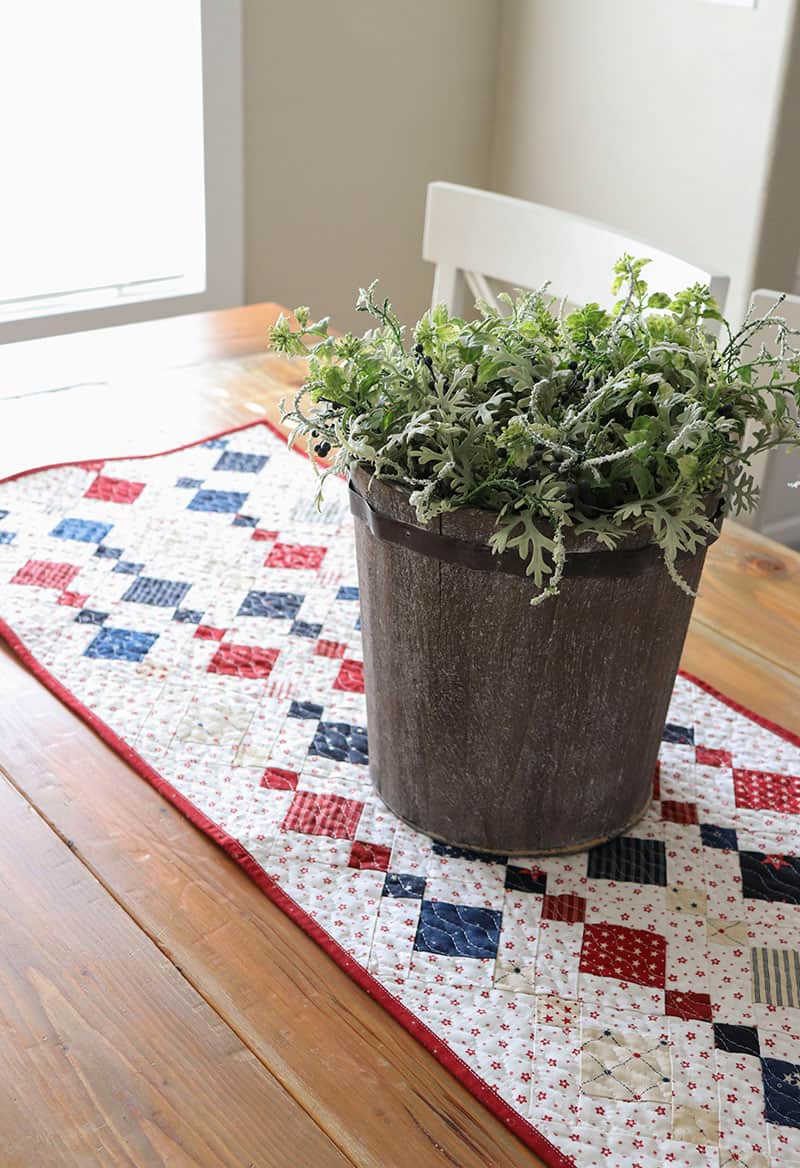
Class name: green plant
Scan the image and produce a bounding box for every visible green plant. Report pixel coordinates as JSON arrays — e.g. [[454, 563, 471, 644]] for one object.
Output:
[[268, 256, 800, 604]]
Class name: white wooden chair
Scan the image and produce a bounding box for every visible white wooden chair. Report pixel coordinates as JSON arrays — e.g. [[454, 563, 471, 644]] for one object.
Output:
[[422, 181, 729, 315], [741, 288, 800, 548]]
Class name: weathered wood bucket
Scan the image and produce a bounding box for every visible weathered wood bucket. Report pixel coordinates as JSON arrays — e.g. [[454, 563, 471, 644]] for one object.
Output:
[[350, 467, 721, 856]]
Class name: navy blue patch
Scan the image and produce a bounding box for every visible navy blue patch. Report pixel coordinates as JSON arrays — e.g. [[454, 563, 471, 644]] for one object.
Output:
[[311, 721, 368, 765], [75, 609, 109, 626], [662, 723, 695, 745], [232, 514, 259, 527], [112, 561, 144, 575], [587, 836, 667, 886], [188, 489, 249, 514], [0, 510, 7, 520], [123, 576, 191, 608], [238, 590, 303, 620], [173, 608, 203, 624], [505, 865, 548, 895], [290, 620, 322, 639], [762, 1057, 800, 1129], [714, 1023, 760, 1058], [0, 530, 15, 544], [336, 586, 359, 601], [202, 438, 228, 449], [214, 450, 269, 474], [176, 477, 203, 489], [432, 841, 507, 865], [700, 823, 738, 851], [94, 545, 123, 560], [413, 900, 502, 960], [740, 851, 800, 905], [354, 617, 361, 631], [383, 873, 426, 899], [51, 517, 112, 543], [289, 700, 323, 720], [84, 627, 158, 662]]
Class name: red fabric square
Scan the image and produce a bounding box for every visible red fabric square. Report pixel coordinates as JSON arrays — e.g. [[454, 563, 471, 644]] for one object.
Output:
[[348, 841, 392, 871], [542, 893, 586, 923], [661, 800, 699, 825], [58, 590, 89, 608], [12, 560, 79, 590], [733, 767, 800, 814], [696, 745, 732, 768], [652, 761, 661, 801], [316, 639, 347, 659], [261, 767, 299, 791], [251, 528, 278, 542], [334, 658, 365, 693], [282, 791, 364, 839], [580, 923, 667, 988], [207, 643, 280, 680], [665, 989, 714, 1022], [84, 474, 145, 504], [195, 625, 226, 642], [265, 543, 327, 570]]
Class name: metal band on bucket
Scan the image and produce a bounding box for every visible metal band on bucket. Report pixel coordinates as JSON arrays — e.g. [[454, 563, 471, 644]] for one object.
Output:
[[348, 478, 721, 581]]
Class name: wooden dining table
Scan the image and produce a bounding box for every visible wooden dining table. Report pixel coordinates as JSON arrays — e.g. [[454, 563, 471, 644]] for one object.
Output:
[[0, 303, 798, 1168]]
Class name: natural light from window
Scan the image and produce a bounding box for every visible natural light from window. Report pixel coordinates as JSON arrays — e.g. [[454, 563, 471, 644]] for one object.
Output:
[[0, 0, 206, 323]]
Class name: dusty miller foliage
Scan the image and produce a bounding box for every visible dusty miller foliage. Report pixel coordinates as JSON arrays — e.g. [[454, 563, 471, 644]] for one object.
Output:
[[269, 256, 800, 604]]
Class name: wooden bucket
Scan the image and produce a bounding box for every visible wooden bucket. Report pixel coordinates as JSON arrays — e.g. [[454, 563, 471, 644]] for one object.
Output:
[[350, 467, 720, 856]]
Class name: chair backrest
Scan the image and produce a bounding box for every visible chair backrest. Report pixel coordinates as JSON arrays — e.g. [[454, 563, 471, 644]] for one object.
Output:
[[743, 288, 800, 548], [423, 181, 729, 316]]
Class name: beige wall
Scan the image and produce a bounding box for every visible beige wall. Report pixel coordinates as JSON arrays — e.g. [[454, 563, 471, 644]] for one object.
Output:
[[243, 0, 500, 332], [489, 0, 797, 324]]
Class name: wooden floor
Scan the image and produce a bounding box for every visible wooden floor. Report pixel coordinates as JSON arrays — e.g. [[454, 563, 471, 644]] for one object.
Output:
[[0, 304, 798, 1168]]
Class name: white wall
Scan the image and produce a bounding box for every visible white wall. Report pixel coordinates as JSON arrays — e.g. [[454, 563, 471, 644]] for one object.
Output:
[[489, 0, 797, 324], [243, 0, 501, 332]]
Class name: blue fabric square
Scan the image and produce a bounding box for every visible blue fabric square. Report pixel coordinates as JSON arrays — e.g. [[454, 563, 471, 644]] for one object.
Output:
[[173, 608, 203, 624], [311, 721, 368, 765], [214, 450, 269, 474], [0, 530, 15, 544], [188, 489, 249, 514], [176, 477, 203, 489], [291, 621, 322, 639], [202, 438, 228, 449], [505, 865, 547, 895], [94, 545, 123, 560], [762, 1057, 800, 1129], [383, 873, 426, 899], [75, 609, 109, 626], [289, 700, 323, 720], [123, 576, 191, 608], [112, 561, 143, 575], [700, 823, 738, 851], [587, 836, 667, 886], [714, 1023, 760, 1058], [432, 841, 507, 864], [84, 627, 158, 662], [238, 590, 303, 620], [414, 900, 501, 960], [336, 586, 359, 601], [232, 514, 259, 527], [662, 722, 694, 745], [51, 517, 112, 543], [740, 851, 800, 905]]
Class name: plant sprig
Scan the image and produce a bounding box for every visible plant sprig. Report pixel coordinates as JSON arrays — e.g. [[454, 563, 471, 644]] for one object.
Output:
[[268, 256, 800, 604]]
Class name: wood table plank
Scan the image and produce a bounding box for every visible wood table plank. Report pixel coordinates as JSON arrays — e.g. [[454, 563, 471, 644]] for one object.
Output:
[[0, 769, 351, 1168], [0, 650, 547, 1168]]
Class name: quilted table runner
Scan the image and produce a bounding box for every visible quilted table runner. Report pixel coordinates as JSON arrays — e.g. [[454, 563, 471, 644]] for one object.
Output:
[[0, 419, 798, 1168]]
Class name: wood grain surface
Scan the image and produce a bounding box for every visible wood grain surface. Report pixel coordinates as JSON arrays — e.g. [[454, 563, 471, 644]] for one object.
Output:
[[0, 302, 798, 1168]]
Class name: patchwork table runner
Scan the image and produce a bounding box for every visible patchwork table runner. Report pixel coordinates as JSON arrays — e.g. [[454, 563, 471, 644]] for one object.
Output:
[[0, 419, 798, 1168]]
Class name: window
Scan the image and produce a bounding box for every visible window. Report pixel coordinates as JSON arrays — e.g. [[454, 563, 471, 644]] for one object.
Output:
[[0, 0, 242, 342]]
